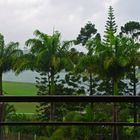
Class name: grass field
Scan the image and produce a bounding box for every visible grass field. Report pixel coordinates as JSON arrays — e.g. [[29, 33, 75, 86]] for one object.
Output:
[[3, 81, 37, 96], [3, 81, 38, 113]]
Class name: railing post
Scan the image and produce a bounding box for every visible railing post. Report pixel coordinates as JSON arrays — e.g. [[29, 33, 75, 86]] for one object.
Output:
[[34, 134, 36, 140], [18, 132, 20, 140]]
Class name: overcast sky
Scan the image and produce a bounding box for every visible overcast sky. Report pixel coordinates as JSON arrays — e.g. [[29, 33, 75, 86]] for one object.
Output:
[[0, 0, 139, 49]]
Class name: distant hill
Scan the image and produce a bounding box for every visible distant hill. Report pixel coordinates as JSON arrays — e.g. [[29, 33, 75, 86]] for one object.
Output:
[[3, 70, 39, 83]]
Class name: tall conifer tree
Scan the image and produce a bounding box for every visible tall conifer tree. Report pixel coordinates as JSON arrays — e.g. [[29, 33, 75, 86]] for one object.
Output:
[[104, 6, 118, 140], [104, 6, 117, 44]]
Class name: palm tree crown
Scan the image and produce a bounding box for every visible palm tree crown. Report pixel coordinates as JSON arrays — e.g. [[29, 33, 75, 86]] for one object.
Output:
[[0, 33, 23, 94]]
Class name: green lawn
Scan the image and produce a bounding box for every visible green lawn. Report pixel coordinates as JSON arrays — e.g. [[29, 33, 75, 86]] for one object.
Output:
[[3, 81, 37, 96], [3, 81, 38, 113]]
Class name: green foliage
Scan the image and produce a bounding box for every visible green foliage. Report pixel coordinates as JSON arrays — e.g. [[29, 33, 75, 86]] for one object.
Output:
[[120, 20, 140, 126], [14, 53, 36, 74], [28, 30, 76, 121], [1, 6, 140, 139], [121, 21, 140, 40], [7, 114, 39, 135], [35, 73, 63, 121], [120, 21, 140, 95], [63, 112, 85, 140], [0, 33, 23, 93], [0, 33, 23, 139], [104, 6, 117, 44], [36, 71, 86, 121], [75, 19, 112, 96], [38, 137, 50, 140], [105, 6, 117, 33], [4, 104, 16, 120], [75, 22, 97, 46], [50, 129, 65, 140], [26, 30, 71, 73]]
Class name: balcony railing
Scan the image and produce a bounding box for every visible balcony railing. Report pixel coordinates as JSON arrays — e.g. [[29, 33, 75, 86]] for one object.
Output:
[[0, 95, 140, 126]]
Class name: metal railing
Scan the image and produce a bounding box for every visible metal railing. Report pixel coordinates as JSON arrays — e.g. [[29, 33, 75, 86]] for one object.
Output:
[[0, 95, 140, 126]]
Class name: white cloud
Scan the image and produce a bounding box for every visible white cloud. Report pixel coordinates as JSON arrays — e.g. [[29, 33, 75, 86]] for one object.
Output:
[[0, 0, 139, 49], [104, 0, 119, 8]]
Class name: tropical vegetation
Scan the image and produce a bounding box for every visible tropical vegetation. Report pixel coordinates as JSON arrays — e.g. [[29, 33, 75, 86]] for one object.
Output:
[[0, 6, 140, 140]]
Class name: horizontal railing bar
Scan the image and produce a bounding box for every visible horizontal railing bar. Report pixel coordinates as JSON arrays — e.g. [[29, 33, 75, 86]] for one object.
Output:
[[2, 122, 140, 126], [1, 96, 140, 127], [0, 95, 140, 102]]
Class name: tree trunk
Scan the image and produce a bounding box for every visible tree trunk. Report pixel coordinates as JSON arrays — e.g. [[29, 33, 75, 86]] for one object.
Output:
[[48, 73, 53, 121], [0, 73, 4, 140], [112, 78, 118, 140], [50, 70, 55, 121], [89, 73, 93, 95], [48, 73, 51, 95], [112, 103, 118, 140], [133, 65, 137, 135], [0, 73, 2, 94], [113, 79, 118, 96]]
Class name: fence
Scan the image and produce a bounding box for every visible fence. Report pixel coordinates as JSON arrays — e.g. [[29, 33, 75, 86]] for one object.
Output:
[[1, 95, 140, 140]]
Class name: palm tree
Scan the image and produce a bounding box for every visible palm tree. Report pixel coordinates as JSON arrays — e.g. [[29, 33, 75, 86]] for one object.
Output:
[[121, 21, 140, 95], [22, 30, 72, 121], [78, 34, 139, 139], [0, 33, 23, 139], [97, 35, 139, 140], [120, 21, 140, 127]]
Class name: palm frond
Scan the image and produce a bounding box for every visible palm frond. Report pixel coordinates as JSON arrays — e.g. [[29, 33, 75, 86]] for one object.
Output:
[[13, 53, 36, 74]]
